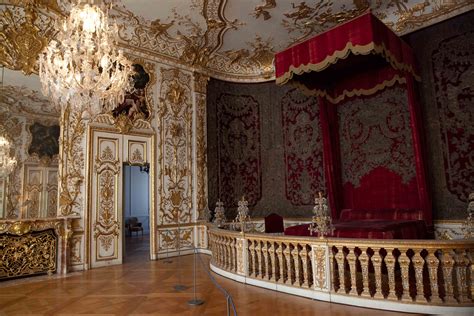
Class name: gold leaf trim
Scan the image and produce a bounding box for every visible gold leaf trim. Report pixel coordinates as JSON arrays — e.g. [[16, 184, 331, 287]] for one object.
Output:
[[276, 42, 420, 86], [292, 73, 407, 105]]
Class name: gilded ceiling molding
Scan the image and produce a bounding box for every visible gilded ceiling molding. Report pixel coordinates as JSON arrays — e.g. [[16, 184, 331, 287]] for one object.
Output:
[[0, 85, 59, 119], [282, 0, 373, 45], [253, 0, 277, 21], [0, 1, 58, 74]]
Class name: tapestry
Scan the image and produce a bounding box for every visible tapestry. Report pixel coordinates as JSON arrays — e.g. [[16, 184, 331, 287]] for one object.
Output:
[[338, 85, 416, 186], [338, 85, 419, 209], [217, 93, 262, 207], [432, 31, 474, 203], [281, 88, 324, 205]]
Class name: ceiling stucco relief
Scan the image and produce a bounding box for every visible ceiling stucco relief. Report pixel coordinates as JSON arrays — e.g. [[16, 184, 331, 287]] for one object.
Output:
[[253, 0, 277, 20], [1, 0, 473, 84], [0, 85, 59, 119]]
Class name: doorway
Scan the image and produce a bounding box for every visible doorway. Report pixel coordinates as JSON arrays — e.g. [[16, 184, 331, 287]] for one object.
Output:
[[123, 164, 150, 261]]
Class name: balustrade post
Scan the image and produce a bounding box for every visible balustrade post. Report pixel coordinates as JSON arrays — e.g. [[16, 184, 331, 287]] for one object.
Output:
[[300, 245, 310, 288], [262, 241, 270, 280], [426, 250, 442, 303], [292, 244, 301, 286], [230, 238, 236, 272], [255, 240, 263, 279], [269, 242, 277, 282], [335, 250, 346, 293], [412, 251, 427, 302], [385, 249, 397, 300], [399, 249, 412, 302], [454, 250, 470, 303], [347, 248, 358, 295], [284, 243, 293, 285], [359, 249, 370, 297], [249, 240, 256, 278], [276, 242, 284, 283], [440, 249, 456, 303]]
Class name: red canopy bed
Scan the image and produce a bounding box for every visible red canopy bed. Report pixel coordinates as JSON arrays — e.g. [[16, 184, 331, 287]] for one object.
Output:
[[275, 12, 431, 239]]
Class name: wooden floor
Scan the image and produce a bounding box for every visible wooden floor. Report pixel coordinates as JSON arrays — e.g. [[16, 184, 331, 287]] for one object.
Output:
[[0, 236, 422, 315]]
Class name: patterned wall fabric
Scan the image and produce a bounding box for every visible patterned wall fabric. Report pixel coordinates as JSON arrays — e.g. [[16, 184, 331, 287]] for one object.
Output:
[[432, 30, 474, 204], [407, 11, 474, 219], [281, 88, 324, 205], [338, 85, 416, 187], [216, 93, 262, 208]]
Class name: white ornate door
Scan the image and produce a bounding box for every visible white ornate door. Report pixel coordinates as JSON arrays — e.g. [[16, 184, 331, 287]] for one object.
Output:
[[91, 132, 123, 268]]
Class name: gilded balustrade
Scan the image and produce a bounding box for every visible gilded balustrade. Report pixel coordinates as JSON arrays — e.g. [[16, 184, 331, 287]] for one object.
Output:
[[208, 227, 474, 313]]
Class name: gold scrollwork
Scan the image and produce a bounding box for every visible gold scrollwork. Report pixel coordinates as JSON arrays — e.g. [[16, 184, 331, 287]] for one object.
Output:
[[0, 2, 56, 74], [58, 105, 85, 217], [0, 229, 57, 279], [158, 68, 193, 225]]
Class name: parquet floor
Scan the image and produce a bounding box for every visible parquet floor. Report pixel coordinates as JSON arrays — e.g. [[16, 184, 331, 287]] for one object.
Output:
[[0, 235, 421, 315]]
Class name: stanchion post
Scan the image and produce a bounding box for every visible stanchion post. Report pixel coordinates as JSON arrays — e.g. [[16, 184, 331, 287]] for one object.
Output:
[[187, 247, 204, 306]]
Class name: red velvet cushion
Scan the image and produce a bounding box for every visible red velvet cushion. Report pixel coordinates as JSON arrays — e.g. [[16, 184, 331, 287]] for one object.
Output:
[[264, 213, 284, 233], [284, 220, 427, 239]]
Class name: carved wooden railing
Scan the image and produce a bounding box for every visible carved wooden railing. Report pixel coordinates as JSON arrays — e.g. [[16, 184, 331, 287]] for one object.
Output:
[[209, 228, 474, 313]]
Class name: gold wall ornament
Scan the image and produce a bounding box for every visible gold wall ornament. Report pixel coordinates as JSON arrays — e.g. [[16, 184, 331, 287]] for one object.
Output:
[[0, 228, 57, 279], [0, 3, 56, 75], [158, 68, 193, 226], [282, 0, 372, 45], [253, 0, 277, 20], [223, 35, 275, 74], [58, 105, 85, 217]]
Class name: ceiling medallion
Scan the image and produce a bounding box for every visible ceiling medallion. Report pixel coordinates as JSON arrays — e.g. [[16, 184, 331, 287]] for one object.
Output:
[[39, 0, 134, 116], [0, 2, 55, 75]]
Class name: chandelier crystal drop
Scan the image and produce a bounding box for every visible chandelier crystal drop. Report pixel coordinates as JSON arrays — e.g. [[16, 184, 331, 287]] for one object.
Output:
[[39, 1, 134, 115], [0, 136, 17, 178]]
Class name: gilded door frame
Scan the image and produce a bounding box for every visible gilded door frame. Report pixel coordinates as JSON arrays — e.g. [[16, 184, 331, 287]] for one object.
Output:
[[85, 125, 156, 268]]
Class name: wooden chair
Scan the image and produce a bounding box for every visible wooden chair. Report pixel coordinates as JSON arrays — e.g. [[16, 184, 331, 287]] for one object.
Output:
[[127, 217, 143, 236]]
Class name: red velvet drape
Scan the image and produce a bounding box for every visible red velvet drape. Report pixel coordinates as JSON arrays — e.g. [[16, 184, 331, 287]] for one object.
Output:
[[406, 76, 432, 225], [319, 97, 342, 219], [276, 12, 431, 224]]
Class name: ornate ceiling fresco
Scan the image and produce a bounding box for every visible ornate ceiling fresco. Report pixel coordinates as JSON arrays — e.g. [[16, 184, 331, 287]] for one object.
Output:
[[0, 0, 472, 83]]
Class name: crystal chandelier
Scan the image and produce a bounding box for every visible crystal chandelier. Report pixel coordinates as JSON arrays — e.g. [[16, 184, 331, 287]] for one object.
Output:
[[39, 1, 134, 115], [0, 136, 17, 178]]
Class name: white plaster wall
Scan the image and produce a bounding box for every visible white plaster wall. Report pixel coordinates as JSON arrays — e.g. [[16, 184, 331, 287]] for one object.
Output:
[[124, 165, 150, 233]]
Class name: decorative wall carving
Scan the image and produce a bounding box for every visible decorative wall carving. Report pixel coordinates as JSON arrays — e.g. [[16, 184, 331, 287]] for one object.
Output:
[[216, 93, 262, 208], [282, 88, 324, 205], [338, 85, 416, 187], [158, 68, 193, 225], [0, 2, 56, 75], [93, 140, 121, 261], [0, 228, 57, 279], [194, 73, 209, 217], [431, 31, 474, 204], [58, 105, 85, 216]]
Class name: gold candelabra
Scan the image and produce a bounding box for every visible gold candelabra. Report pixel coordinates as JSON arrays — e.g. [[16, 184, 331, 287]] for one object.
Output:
[[308, 192, 334, 238], [213, 200, 226, 227], [234, 196, 250, 233]]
